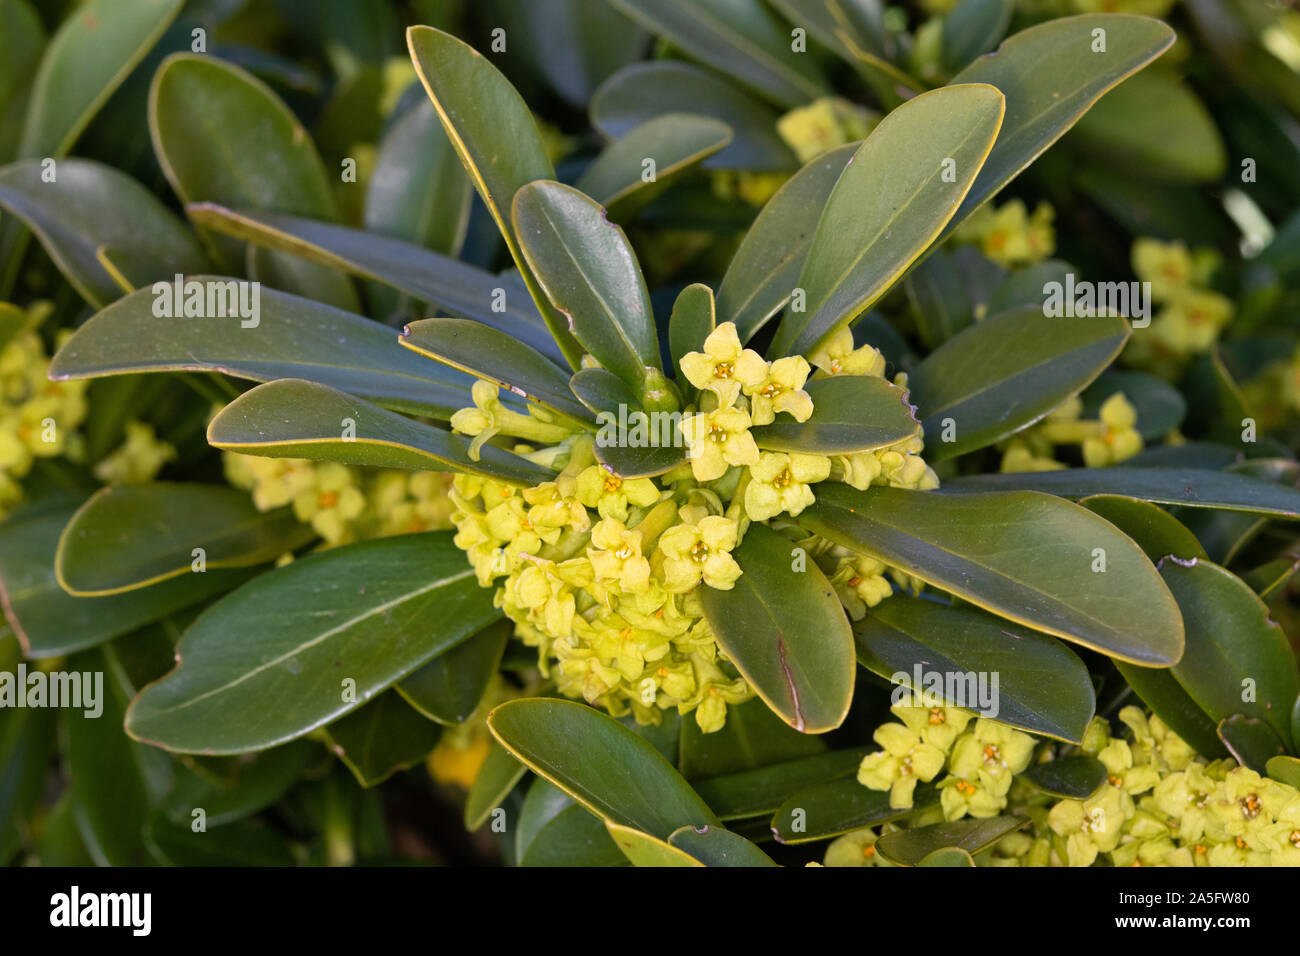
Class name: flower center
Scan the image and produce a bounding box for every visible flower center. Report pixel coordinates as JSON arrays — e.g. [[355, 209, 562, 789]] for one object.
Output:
[[760, 382, 782, 398], [983, 744, 1002, 766], [771, 467, 793, 489], [614, 545, 633, 560], [928, 708, 945, 726], [707, 424, 729, 444], [318, 490, 339, 509], [602, 474, 622, 492], [689, 540, 711, 564], [955, 780, 977, 795], [1240, 794, 1262, 820], [713, 361, 734, 379]]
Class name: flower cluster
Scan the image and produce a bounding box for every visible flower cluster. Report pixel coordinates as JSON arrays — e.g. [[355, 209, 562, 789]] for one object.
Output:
[[1124, 238, 1234, 376], [447, 321, 937, 731], [0, 306, 88, 519], [832, 704, 1300, 867], [999, 392, 1144, 472], [952, 199, 1056, 269]]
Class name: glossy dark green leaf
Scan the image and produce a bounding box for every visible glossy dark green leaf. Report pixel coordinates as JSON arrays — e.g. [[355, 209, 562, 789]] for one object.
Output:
[[399, 318, 590, 423], [126, 532, 499, 754], [0, 0, 44, 167], [0, 684, 54, 865], [577, 114, 732, 216], [942, 0, 1014, 73], [161, 740, 317, 828], [716, 144, 855, 342], [679, 697, 826, 780], [144, 813, 294, 866], [918, 847, 976, 866], [945, 14, 1176, 232], [875, 815, 1023, 866], [1242, 555, 1300, 601], [513, 180, 660, 390], [593, 435, 688, 479], [1115, 659, 1227, 761], [910, 308, 1129, 460], [1081, 370, 1186, 441], [607, 821, 703, 866], [609, 0, 829, 108], [751, 375, 920, 454], [802, 485, 1183, 665], [591, 61, 798, 170], [48, 281, 473, 420], [407, 25, 580, 366], [0, 500, 249, 657], [464, 741, 527, 831], [1163, 558, 1299, 750], [56, 483, 312, 596], [692, 749, 864, 821], [668, 283, 717, 384], [1178, 459, 1297, 565], [571, 366, 640, 416], [1217, 715, 1284, 773], [0, 159, 207, 307], [944, 468, 1300, 518], [33, 793, 93, 867], [770, 778, 931, 844], [488, 698, 718, 839], [1266, 755, 1300, 790], [399, 619, 510, 725], [19, 0, 182, 158], [770, 84, 1005, 358], [667, 823, 777, 866], [1020, 756, 1108, 799], [1080, 495, 1207, 564], [207, 379, 553, 486], [520, 803, 626, 866], [985, 259, 1072, 315], [699, 524, 854, 733], [856, 596, 1095, 742], [324, 691, 442, 787], [904, 246, 973, 350], [149, 54, 356, 310]]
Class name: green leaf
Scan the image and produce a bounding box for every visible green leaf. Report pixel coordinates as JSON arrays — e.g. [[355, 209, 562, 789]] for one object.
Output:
[[55, 483, 312, 596], [945, 14, 1176, 232], [519, 799, 625, 867], [667, 823, 777, 866], [679, 697, 826, 780], [1163, 558, 1299, 750], [161, 740, 317, 828], [770, 778, 930, 844], [464, 741, 527, 831], [0, 159, 207, 307], [571, 367, 640, 416], [1069, 71, 1226, 183], [591, 61, 798, 170], [512, 180, 661, 390], [1242, 555, 1300, 601], [19, 0, 182, 158], [699, 524, 855, 733], [944, 467, 1300, 518], [399, 317, 591, 423], [918, 847, 976, 866], [1020, 756, 1108, 800], [856, 596, 1096, 742], [875, 815, 1024, 866], [1079, 495, 1207, 564], [942, 0, 1014, 73], [488, 698, 718, 839], [186, 205, 565, 364], [692, 749, 865, 820], [751, 375, 920, 454], [125, 532, 498, 754], [0, 500, 249, 657], [0, 0, 44, 167], [904, 247, 973, 350], [1081, 370, 1186, 441], [207, 379, 553, 486], [398, 619, 510, 725], [594, 438, 688, 480], [606, 821, 704, 866], [577, 114, 732, 217], [801, 485, 1184, 665], [715, 143, 855, 341], [144, 813, 294, 866], [608, 0, 829, 109], [1266, 755, 1300, 790], [668, 283, 717, 384], [48, 281, 474, 420], [1115, 659, 1227, 761], [324, 691, 442, 787], [149, 53, 356, 310], [909, 307, 1130, 460], [407, 25, 581, 366], [1216, 715, 1284, 774]]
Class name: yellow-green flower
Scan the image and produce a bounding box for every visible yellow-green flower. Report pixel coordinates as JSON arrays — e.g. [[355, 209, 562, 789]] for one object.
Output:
[[822, 827, 893, 867], [1048, 785, 1133, 866], [1097, 738, 1162, 795], [1132, 237, 1195, 302], [893, 704, 974, 752], [743, 355, 813, 426], [1081, 393, 1143, 467], [657, 516, 741, 592], [948, 719, 1037, 797], [954, 199, 1055, 268], [587, 518, 652, 594], [808, 327, 886, 378], [858, 721, 947, 809], [829, 554, 893, 618], [679, 323, 768, 407], [776, 97, 878, 164], [680, 406, 759, 482], [292, 462, 366, 545], [743, 451, 830, 520], [573, 464, 660, 522], [92, 420, 176, 485], [940, 774, 1007, 820]]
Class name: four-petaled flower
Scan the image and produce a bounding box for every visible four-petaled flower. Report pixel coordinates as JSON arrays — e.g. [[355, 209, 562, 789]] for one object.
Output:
[[679, 323, 768, 407], [680, 406, 760, 482], [744, 355, 813, 425], [657, 516, 741, 592], [744, 451, 830, 520]]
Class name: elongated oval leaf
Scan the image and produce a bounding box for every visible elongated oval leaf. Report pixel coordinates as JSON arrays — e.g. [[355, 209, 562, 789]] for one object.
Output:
[[715, 144, 855, 341], [800, 484, 1184, 665], [1079, 495, 1207, 564], [398, 619, 511, 725], [856, 596, 1095, 742], [1163, 558, 1299, 751], [126, 532, 497, 753], [607, 822, 704, 866], [48, 281, 473, 420], [751, 375, 920, 454], [488, 698, 718, 839], [464, 740, 527, 831], [679, 696, 825, 780], [875, 815, 1023, 866], [513, 181, 660, 390], [771, 778, 929, 844], [1115, 659, 1227, 761], [909, 307, 1130, 460], [771, 84, 1005, 358], [0, 159, 207, 307], [1020, 755, 1108, 800], [207, 379, 553, 486], [56, 483, 313, 596], [667, 823, 777, 866], [692, 749, 865, 820], [698, 523, 854, 733], [668, 283, 717, 384], [942, 467, 1300, 518], [324, 691, 442, 787]]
